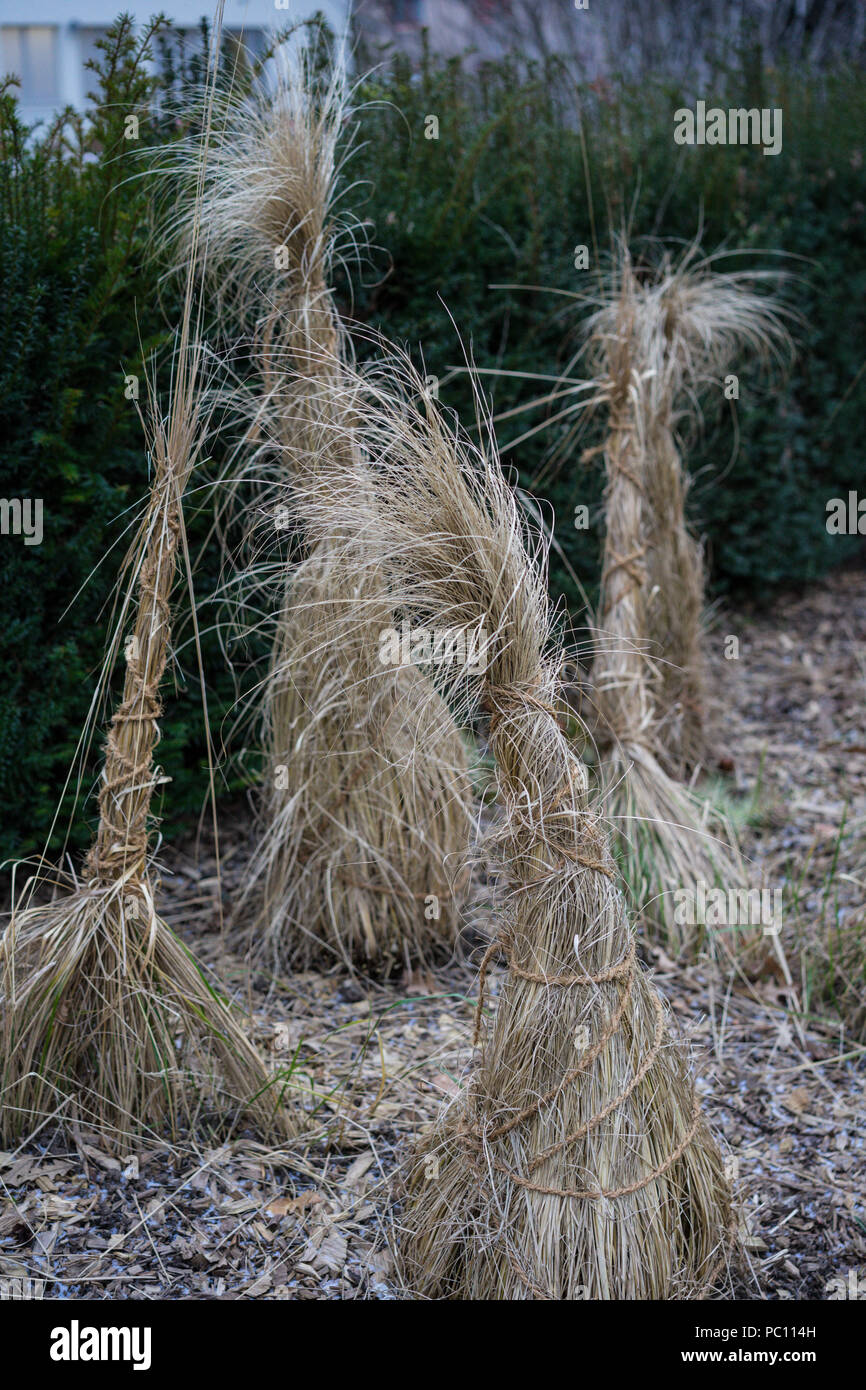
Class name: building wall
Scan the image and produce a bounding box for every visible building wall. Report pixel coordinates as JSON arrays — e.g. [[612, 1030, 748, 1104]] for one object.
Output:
[[352, 0, 607, 68], [353, 0, 865, 72], [0, 1, 350, 122], [354, 0, 514, 64]]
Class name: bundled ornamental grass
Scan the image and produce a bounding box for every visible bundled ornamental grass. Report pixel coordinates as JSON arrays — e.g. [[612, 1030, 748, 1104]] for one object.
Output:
[[245, 499, 473, 973], [0, 21, 293, 1150], [290, 349, 733, 1300], [171, 44, 473, 973], [580, 243, 793, 951], [0, 340, 293, 1150], [587, 241, 794, 776], [485, 240, 792, 950]]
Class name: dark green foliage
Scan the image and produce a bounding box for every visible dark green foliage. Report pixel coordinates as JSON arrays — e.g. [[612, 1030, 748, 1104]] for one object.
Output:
[[0, 18, 243, 867], [343, 41, 866, 611]]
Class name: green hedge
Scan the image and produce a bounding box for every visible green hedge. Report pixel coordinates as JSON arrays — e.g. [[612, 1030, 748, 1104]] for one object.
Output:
[[0, 18, 245, 866], [345, 41, 866, 607], [1, 18, 864, 864]]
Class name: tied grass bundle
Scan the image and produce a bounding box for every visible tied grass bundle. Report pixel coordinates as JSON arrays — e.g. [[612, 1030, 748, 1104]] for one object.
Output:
[[174, 44, 472, 971], [588, 241, 793, 776], [483, 241, 791, 950], [0, 12, 292, 1150], [244, 537, 472, 972], [0, 348, 291, 1150], [587, 264, 742, 951], [584, 244, 792, 950], [293, 351, 732, 1300]]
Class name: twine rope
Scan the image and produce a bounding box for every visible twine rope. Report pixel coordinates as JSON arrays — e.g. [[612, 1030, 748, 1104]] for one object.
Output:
[[464, 677, 707, 1230], [464, 927, 705, 1202], [481, 684, 615, 875], [88, 501, 179, 883], [607, 455, 646, 497], [526, 987, 665, 1172], [471, 1100, 702, 1202], [599, 412, 649, 610], [481, 682, 565, 736], [504, 1145, 734, 1301], [601, 541, 647, 594], [478, 943, 637, 1144]]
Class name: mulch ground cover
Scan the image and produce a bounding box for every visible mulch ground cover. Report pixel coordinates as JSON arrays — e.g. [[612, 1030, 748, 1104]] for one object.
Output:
[[2, 565, 864, 1300]]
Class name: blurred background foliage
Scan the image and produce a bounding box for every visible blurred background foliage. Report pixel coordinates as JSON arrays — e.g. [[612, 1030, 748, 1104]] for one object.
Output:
[[1, 13, 864, 863]]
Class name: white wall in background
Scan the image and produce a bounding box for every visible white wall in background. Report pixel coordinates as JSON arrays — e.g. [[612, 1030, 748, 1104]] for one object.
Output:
[[0, 2, 350, 122]]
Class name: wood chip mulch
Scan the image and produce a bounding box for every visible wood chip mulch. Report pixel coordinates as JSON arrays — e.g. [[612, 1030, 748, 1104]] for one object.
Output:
[[1, 565, 864, 1300]]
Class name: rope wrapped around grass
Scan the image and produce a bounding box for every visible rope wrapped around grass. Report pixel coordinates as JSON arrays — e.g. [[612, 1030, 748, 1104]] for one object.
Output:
[[293, 352, 734, 1299], [87, 490, 180, 887], [419, 678, 729, 1297], [0, 13, 295, 1147], [588, 242, 793, 779], [0, 380, 294, 1149], [173, 48, 473, 972], [585, 273, 748, 955]]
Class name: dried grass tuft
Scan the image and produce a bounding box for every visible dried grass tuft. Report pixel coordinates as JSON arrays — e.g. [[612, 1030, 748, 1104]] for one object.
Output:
[[0, 873, 289, 1147], [166, 43, 357, 356], [0, 351, 293, 1150], [1, 12, 293, 1151], [289, 349, 733, 1300], [584, 243, 792, 948], [174, 43, 473, 971]]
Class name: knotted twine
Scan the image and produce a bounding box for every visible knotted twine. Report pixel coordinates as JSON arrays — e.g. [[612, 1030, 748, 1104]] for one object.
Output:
[[462, 678, 710, 1211], [87, 485, 182, 888]]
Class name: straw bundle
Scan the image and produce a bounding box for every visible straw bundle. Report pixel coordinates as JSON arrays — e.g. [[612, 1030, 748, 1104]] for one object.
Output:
[[589, 242, 792, 776], [243, 539, 472, 973], [0, 16, 291, 1150], [583, 246, 793, 948], [175, 47, 472, 971], [585, 262, 739, 949], [0, 343, 293, 1148], [292, 352, 732, 1300]]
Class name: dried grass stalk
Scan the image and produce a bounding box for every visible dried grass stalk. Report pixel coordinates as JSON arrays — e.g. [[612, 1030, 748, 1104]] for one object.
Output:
[[589, 242, 793, 775], [585, 246, 795, 949], [293, 352, 732, 1300], [174, 45, 472, 971], [0, 350, 292, 1149], [0, 15, 292, 1149]]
